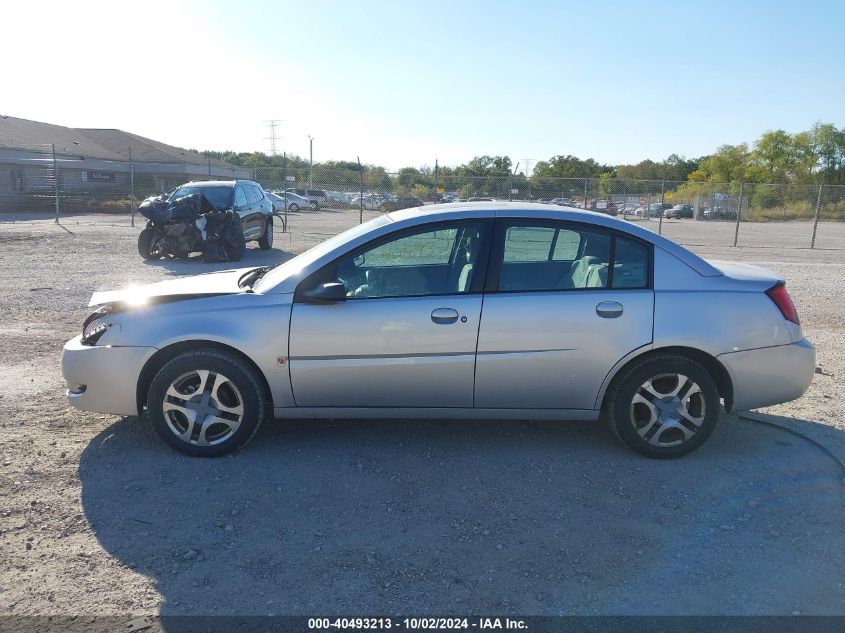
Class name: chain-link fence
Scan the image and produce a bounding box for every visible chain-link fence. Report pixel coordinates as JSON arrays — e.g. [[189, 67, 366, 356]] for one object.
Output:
[[2, 147, 843, 250]]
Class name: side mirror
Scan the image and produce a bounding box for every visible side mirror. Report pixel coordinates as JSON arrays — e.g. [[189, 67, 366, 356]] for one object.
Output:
[[302, 281, 347, 303]]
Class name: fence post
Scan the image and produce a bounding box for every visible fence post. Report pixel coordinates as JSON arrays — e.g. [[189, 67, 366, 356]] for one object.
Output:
[[357, 156, 364, 224], [129, 145, 135, 228], [733, 182, 743, 247], [658, 180, 665, 235], [207, 156, 212, 179], [622, 180, 627, 219], [583, 177, 588, 208], [810, 184, 823, 249], [51, 144, 59, 223], [282, 152, 288, 233]]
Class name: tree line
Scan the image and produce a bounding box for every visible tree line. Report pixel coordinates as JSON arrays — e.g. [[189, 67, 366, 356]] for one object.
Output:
[[199, 122, 845, 197]]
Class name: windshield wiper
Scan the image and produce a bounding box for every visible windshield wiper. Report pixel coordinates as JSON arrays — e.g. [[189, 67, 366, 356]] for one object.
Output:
[[238, 266, 270, 289]]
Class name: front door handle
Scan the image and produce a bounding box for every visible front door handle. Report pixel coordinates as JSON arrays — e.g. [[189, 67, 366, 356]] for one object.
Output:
[[431, 307, 459, 324], [596, 301, 623, 318]]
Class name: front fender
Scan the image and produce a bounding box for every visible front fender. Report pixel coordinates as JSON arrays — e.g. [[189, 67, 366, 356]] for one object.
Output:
[[109, 293, 296, 409]]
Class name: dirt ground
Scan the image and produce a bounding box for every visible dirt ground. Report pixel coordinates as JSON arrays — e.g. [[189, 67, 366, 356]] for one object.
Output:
[[0, 214, 843, 617]]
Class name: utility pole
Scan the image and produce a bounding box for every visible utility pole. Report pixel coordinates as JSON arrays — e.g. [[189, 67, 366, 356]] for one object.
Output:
[[308, 135, 314, 187], [265, 120, 282, 156]]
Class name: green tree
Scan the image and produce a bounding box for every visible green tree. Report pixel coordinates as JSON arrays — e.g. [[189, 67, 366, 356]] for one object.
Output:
[[689, 144, 750, 182], [811, 122, 845, 183]]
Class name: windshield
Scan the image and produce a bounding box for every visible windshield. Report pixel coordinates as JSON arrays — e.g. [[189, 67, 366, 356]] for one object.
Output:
[[253, 214, 392, 292], [169, 185, 234, 210]]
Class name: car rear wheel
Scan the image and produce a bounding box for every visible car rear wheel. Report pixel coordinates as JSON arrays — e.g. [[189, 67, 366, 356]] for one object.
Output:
[[138, 227, 163, 260], [606, 354, 720, 459], [258, 219, 273, 250], [146, 349, 266, 457]]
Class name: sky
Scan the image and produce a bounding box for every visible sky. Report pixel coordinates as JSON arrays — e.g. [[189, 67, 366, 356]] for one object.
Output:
[[2, 0, 843, 172]]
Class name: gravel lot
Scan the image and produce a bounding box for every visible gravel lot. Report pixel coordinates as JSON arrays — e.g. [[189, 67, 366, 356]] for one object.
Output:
[[0, 213, 843, 617]]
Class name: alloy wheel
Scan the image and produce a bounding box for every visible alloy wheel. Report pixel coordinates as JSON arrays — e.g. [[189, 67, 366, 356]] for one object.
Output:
[[629, 373, 706, 447], [161, 370, 244, 446]]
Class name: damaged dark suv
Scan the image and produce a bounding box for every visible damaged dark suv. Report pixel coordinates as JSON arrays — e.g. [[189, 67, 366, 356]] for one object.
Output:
[[137, 180, 275, 262]]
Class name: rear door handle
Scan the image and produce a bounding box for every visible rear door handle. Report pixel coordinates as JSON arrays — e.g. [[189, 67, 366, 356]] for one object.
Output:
[[431, 307, 459, 324], [596, 301, 623, 318]]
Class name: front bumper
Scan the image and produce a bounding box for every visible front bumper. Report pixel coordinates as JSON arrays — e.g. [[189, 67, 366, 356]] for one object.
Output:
[[61, 335, 156, 417], [718, 338, 816, 411]]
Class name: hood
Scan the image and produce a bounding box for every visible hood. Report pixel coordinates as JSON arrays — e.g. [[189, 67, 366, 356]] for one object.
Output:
[[88, 267, 251, 307], [705, 259, 782, 285]]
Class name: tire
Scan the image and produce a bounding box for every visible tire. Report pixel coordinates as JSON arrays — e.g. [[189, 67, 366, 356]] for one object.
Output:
[[289, 203, 299, 213], [309, 201, 319, 210], [605, 354, 720, 459], [138, 227, 162, 260], [258, 218, 273, 250], [225, 218, 246, 262], [146, 349, 267, 457]]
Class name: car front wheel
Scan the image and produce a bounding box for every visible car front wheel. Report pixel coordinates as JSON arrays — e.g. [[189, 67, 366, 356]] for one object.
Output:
[[606, 354, 720, 459], [138, 227, 163, 260], [289, 203, 299, 212], [146, 349, 267, 457]]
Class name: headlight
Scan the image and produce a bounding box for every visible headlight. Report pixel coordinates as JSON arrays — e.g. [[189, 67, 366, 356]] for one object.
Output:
[[81, 305, 116, 346]]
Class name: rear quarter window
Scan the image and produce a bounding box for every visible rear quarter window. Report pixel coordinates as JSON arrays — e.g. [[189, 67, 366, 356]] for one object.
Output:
[[612, 236, 649, 288]]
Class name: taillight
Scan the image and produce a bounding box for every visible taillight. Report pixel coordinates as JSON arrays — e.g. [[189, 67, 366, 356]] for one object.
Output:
[[766, 282, 799, 325]]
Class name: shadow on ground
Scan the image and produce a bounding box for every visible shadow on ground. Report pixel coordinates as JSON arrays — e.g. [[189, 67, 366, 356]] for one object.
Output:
[[79, 413, 845, 617], [139, 245, 293, 276]]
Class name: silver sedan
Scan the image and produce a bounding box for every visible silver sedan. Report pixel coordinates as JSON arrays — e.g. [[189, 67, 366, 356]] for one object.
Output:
[[61, 202, 815, 458], [267, 191, 314, 212]]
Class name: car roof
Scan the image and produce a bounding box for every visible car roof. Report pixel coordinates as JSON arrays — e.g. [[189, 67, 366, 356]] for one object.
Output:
[[387, 201, 720, 276], [181, 180, 261, 187], [181, 180, 236, 187]]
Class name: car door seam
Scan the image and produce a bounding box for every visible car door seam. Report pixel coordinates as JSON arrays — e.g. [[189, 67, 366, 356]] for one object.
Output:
[[286, 301, 298, 407]]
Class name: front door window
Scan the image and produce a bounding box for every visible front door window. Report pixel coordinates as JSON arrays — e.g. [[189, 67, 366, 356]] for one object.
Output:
[[333, 222, 486, 299]]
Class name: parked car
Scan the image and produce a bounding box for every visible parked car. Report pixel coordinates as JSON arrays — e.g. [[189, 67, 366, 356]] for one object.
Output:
[[551, 198, 573, 206], [147, 180, 273, 252], [634, 203, 668, 218], [350, 194, 383, 210], [702, 206, 738, 221], [269, 190, 313, 212], [285, 188, 328, 209], [617, 203, 640, 216], [381, 196, 424, 211], [467, 197, 496, 202], [591, 200, 618, 216], [326, 191, 354, 206], [62, 202, 814, 460], [665, 204, 694, 219]]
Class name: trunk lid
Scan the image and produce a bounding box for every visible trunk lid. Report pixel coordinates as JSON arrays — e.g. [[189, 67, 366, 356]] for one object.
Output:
[[705, 259, 783, 285]]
